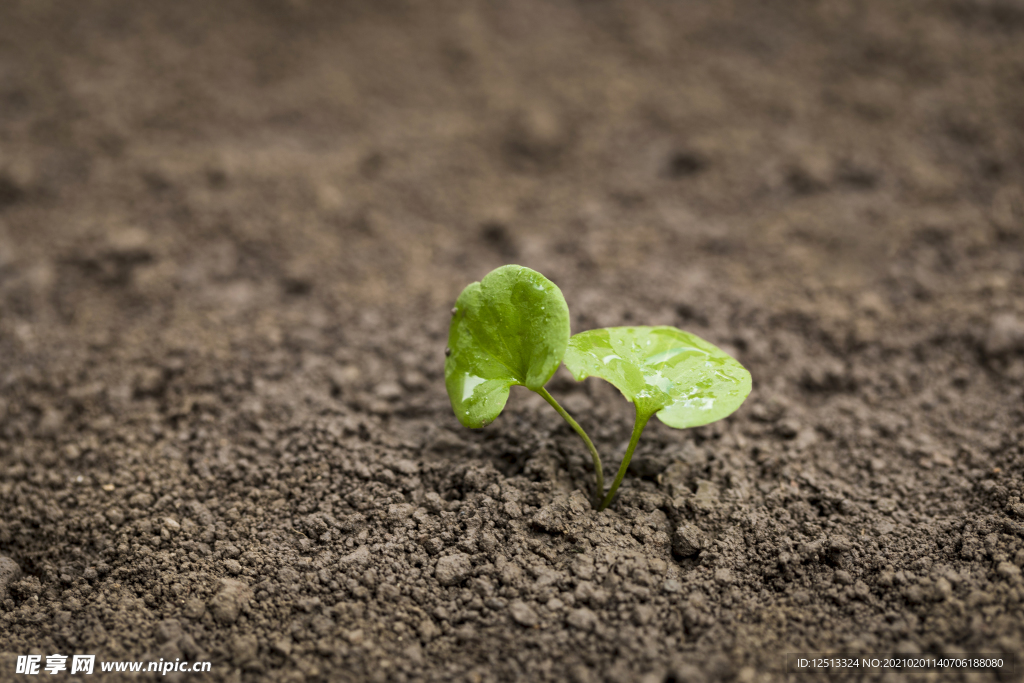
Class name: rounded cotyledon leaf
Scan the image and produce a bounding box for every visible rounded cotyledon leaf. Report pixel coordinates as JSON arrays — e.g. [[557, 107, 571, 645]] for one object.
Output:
[[563, 326, 751, 428], [445, 265, 571, 428]]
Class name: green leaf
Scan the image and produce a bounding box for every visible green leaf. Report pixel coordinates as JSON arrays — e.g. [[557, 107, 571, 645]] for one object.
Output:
[[445, 265, 570, 428], [563, 326, 751, 428]]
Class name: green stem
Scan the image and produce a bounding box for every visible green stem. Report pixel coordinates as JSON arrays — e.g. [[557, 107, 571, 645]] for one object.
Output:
[[597, 407, 652, 512], [535, 387, 604, 506]]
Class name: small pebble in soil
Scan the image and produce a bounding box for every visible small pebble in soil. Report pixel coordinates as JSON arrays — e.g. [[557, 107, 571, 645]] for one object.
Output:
[[509, 600, 540, 627], [208, 578, 252, 624], [434, 553, 472, 587], [0, 555, 22, 597]]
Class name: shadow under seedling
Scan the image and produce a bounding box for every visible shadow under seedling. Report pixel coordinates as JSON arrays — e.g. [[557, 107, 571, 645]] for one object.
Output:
[[444, 265, 752, 510]]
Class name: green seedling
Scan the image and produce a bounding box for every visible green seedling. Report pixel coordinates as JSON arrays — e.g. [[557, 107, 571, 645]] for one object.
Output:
[[445, 265, 751, 511]]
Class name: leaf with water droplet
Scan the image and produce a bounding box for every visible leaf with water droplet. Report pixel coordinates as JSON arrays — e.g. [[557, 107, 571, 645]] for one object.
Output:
[[564, 326, 750, 428], [445, 265, 570, 427]]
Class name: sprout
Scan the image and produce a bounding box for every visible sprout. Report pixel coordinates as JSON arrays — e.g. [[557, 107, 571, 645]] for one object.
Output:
[[445, 265, 751, 510]]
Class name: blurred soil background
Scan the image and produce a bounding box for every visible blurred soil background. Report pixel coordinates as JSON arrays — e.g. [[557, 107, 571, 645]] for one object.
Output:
[[1, 0, 1024, 681]]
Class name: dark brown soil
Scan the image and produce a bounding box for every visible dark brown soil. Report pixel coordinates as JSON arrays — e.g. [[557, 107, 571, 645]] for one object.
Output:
[[2, 1, 1024, 681]]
